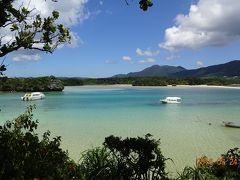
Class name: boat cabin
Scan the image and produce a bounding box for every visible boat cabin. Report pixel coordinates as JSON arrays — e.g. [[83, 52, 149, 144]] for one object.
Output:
[[161, 97, 181, 104]]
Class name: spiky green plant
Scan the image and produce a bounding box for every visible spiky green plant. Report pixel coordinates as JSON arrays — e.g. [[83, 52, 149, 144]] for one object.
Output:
[[79, 147, 117, 179]]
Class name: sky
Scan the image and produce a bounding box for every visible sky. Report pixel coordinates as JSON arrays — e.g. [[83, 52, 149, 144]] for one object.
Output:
[[2, 0, 240, 77]]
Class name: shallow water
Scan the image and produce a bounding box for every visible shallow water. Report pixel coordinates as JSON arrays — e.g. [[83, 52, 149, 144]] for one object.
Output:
[[1, 86, 240, 174]]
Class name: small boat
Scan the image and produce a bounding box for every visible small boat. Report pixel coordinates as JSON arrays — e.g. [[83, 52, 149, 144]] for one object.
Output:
[[160, 97, 181, 104], [223, 121, 240, 128], [21, 92, 45, 101]]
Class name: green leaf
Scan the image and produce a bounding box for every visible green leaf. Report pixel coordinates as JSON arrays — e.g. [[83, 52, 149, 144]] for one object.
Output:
[[52, 11, 59, 19], [43, 43, 51, 51], [10, 24, 18, 31]]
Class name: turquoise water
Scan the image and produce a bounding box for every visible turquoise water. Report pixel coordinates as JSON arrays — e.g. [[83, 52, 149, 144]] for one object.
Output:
[[1, 86, 240, 174]]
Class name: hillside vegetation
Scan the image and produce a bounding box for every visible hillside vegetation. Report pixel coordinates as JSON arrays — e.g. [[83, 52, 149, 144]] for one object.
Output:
[[114, 60, 240, 78], [61, 77, 240, 86], [0, 76, 64, 92]]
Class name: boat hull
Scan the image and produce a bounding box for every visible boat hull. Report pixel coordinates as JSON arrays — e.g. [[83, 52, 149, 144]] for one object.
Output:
[[161, 100, 181, 104], [21, 96, 45, 101], [21, 93, 45, 101]]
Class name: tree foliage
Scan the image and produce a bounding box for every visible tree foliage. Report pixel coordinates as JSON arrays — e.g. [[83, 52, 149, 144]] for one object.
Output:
[[138, 0, 153, 11], [66, 77, 240, 87], [0, 0, 71, 58], [60, 77, 84, 86], [103, 134, 168, 179], [125, 0, 153, 11], [0, 105, 75, 179], [79, 134, 168, 179], [0, 58, 7, 75], [178, 148, 240, 179], [80, 147, 117, 179], [0, 76, 64, 92]]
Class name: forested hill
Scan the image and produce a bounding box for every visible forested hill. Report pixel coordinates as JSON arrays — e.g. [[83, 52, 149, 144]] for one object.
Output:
[[113, 60, 240, 78], [113, 65, 185, 77], [173, 60, 240, 77]]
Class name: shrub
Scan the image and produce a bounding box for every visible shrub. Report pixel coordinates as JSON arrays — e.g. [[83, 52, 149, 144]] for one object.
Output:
[[178, 148, 240, 179], [79, 147, 117, 179], [0, 105, 75, 179], [79, 134, 169, 179], [104, 134, 168, 179]]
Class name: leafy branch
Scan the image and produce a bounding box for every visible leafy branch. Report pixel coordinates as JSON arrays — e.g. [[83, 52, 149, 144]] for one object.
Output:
[[0, 0, 71, 58]]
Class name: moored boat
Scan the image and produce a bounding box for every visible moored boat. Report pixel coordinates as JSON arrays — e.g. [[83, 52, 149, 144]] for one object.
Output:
[[160, 97, 181, 104], [21, 92, 45, 101]]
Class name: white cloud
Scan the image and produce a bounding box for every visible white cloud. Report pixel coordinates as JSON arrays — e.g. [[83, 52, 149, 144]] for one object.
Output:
[[13, 54, 41, 62], [196, 60, 204, 66], [138, 58, 156, 64], [13, 0, 89, 26], [68, 32, 83, 48], [136, 48, 160, 57], [122, 56, 133, 64], [160, 0, 240, 51]]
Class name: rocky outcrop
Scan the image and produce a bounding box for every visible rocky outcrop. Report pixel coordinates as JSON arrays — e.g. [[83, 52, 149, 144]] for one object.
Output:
[[47, 79, 64, 91]]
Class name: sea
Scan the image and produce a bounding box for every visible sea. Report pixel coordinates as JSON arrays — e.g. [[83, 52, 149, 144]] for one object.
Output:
[[0, 85, 240, 174]]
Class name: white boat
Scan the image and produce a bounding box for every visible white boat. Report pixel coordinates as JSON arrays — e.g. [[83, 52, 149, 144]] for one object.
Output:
[[21, 92, 45, 101], [160, 97, 181, 104]]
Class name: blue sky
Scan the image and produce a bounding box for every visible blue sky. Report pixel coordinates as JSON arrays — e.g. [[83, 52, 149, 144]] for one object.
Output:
[[4, 0, 240, 77]]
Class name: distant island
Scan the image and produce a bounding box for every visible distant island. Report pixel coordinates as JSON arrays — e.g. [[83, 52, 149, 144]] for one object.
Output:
[[1, 60, 240, 92]]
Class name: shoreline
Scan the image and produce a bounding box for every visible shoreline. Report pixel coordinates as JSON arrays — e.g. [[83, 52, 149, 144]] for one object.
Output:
[[65, 84, 240, 89], [2, 84, 240, 93]]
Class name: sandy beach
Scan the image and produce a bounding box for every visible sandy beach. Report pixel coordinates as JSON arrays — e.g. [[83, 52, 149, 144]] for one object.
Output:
[[76, 84, 240, 89]]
